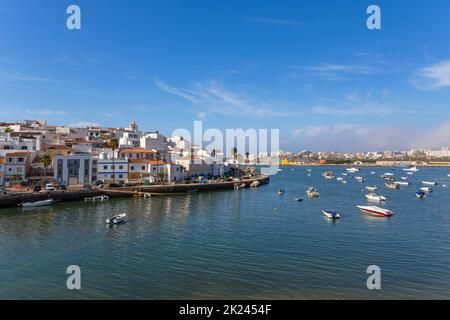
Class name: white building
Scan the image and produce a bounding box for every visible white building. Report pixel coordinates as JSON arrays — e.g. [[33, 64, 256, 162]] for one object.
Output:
[[96, 159, 129, 183], [54, 154, 93, 185], [140, 131, 169, 151], [4, 151, 31, 183]]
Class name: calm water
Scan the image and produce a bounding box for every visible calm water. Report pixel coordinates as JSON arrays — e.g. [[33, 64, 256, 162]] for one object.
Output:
[[1, 166, 450, 299]]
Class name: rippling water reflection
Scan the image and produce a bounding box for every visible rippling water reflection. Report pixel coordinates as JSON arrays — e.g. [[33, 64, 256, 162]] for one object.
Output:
[[1, 166, 450, 299]]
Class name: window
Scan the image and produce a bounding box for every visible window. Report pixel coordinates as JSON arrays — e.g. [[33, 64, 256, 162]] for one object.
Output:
[[17, 167, 22, 173], [119, 174, 123, 179], [130, 166, 134, 170], [21, 146, 27, 150], [129, 153, 132, 158], [103, 165, 108, 170], [18, 158, 24, 162], [111, 165, 115, 170], [119, 165, 123, 170], [142, 166, 145, 170]]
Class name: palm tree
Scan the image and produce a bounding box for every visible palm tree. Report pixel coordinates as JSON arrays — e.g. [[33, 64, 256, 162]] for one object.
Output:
[[4, 127, 13, 134], [231, 147, 238, 163], [107, 138, 119, 183], [40, 153, 52, 183]]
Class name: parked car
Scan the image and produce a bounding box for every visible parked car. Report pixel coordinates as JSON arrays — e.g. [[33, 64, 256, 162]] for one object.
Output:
[[45, 183, 55, 191]]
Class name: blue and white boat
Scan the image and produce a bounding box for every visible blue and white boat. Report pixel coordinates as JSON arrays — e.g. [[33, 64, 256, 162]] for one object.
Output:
[[322, 210, 340, 219], [416, 191, 426, 199]]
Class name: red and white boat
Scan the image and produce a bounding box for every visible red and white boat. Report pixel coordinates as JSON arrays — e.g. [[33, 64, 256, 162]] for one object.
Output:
[[357, 205, 394, 217]]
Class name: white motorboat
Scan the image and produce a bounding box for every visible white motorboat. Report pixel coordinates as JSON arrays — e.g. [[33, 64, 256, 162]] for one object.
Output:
[[322, 210, 340, 219], [306, 187, 320, 198], [401, 177, 408, 180], [341, 173, 348, 176], [143, 193, 152, 198], [21, 199, 54, 208], [355, 176, 364, 182], [322, 171, 334, 179], [396, 181, 411, 186], [422, 181, 437, 186], [106, 213, 127, 225], [370, 171, 376, 175], [448, 174, 450, 177], [385, 182, 400, 190], [346, 167, 360, 174], [336, 177, 344, 182], [366, 186, 378, 192], [406, 172, 414, 175], [365, 193, 386, 202], [420, 187, 433, 193], [404, 166, 419, 172], [357, 205, 394, 217]]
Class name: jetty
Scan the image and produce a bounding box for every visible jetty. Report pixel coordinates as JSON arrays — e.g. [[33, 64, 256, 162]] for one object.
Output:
[[0, 175, 269, 209]]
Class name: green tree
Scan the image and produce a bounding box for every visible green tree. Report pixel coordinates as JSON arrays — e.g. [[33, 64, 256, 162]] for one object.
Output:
[[4, 127, 14, 134], [40, 153, 52, 183]]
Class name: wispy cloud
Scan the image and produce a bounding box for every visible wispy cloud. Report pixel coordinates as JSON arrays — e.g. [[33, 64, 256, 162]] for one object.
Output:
[[155, 79, 292, 118], [301, 63, 379, 81], [410, 60, 450, 90], [68, 121, 101, 128], [0, 70, 54, 82], [24, 109, 67, 116], [247, 17, 298, 26]]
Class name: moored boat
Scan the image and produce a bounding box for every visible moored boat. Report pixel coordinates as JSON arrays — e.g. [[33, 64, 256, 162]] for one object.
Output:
[[420, 187, 433, 192], [384, 182, 400, 189], [396, 181, 411, 186], [357, 205, 393, 217], [322, 171, 334, 179], [416, 191, 426, 199], [366, 186, 378, 192], [422, 181, 437, 186], [355, 176, 364, 182], [20, 199, 54, 208], [277, 188, 285, 195], [106, 213, 127, 225], [365, 193, 386, 202], [294, 197, 303, 202], [346, 167, 360, 174], [306, 187, 320, 198], [322, 210, 340, 219], [404, 166, 419, 172]]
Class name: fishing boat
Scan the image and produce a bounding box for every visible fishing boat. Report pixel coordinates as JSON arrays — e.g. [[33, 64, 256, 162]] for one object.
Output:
[[322, 171, 334, 179], [416, 191, 426, 199], [106, 213, 127, 225], [366, 186, 378, 192], [322, 210, 340, 219], [306, 187, 320, 198], [420, 187, 433, 192], [20, 199, 54, 208], [422, 181, 437, 186], [355, 176, 364, 182], [396, 181, 411, 186], [250, 180, 260, 187], [357, 205, 394, 217], [346, 167, 360, 174], [403, 166, 419, 172], [365, 193, 386, 202], [385, 182, 400, 189]]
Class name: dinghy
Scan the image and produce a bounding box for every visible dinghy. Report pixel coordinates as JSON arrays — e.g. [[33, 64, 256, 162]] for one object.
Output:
[[322, 210, 340, 219], [106, 213, 127, 225], [20, 199, 54, 208]]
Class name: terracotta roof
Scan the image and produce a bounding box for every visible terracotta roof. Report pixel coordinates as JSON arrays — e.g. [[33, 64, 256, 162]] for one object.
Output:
[[120, 148, 157, 153], [5, 151, 31, 157], [0, 158, 4, 164]]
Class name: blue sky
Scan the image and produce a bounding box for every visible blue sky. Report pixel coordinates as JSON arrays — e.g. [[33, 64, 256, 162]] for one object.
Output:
[[1, 0, 450, 151]]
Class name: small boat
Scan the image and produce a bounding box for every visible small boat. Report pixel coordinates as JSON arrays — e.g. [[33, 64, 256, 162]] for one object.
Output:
[[365, 193, 386, 202], [20, 199, 54, 208], [447, 174, 450, 177], [416, 191, 426, 199], [143, 193, 152, 198], [307, 173, 312, 177], [406, 172, 414, 175], [422, 181, 437, 186], [85, 195, 109, 202], [401, 177, 408, 180], [277, 188, 285, 195], [294, 197, 303, 202], [357, 205, 393, 217], [322, 171, 335, 179], [443, 185, 448, 188], [366, 186, 378, 192], [306, 187, 320, 198], [385, 182, 400, 190], [403, 166, 419, 172], [106, 213, 127, 225], [396, 181, 411, 186], [322, 210, 340, 219], [336, 177, 344, 182], [381, 172, 394, 178], [250, 181, 261, 188], [355, 176, 364, 182], [370, 171, 376, 175], [346, 167, 360, 173], [420, 187, 433, 193]]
